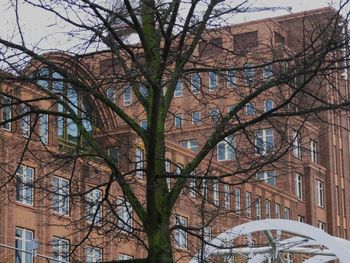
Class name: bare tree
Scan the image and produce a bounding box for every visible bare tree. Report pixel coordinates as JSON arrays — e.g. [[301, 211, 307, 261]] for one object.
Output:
[[0, 1, 350, 263]]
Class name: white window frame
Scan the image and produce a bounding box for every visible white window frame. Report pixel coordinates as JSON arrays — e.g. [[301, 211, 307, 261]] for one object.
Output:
[[292, 130, 302, 158], [174, 79, 182, 97], [210, 108, 220, 122], [213, 180, 220, 206], [224, 184, 230, 209], [265, 200, 271, 219], [16, 165, 34, 206], [117, 197, 133, 232], [295, 173, 303, 200], [245, 64, 254, 85], [256, 171, 276, 186], [118, 254, 133, 260], [298, 215, 305, 223], [203, 226, 212, 242], [191, 73, 201, 94], [53, 176, 69, 215], [106, 87, 116, 102], [245, 102, 255, 115], [284, 207, 290, 219], [174, 215, 188, 249], [209, 71, 218, 91], [189, 172, 196, 198], [234, 188, 241, 214], [227, 70, 236, 88], [86, 189, 102, 225], [264, 100, 274, 112], [15, 227, 34, 263], [140, 119, 148, 130], [263, 64, 273, 80], [39, 114, 49, 144], [86, 247, 102, 263], [22, 105, 31, 138], [245, 192, 252, 218], [275, 204, 281, 219], [310, 139, 317, 163], [192, 112, 201, 125], [255, 128, 274, 155], [217, 135, 235, 161], [135, 147, 144, 178], [179, 139, 198, 152], [2, 96, 12, 131], [123, 86, 132, 106], [52, 237, 69, 263], [316, 180, 324, 207], [255, 196, 261, 220], [317, 221, 326, 231], [174, 114, 183, 128]]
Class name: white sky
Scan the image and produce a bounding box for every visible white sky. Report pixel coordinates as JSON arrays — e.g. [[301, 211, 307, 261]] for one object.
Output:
[[0, 0, 346, 51]]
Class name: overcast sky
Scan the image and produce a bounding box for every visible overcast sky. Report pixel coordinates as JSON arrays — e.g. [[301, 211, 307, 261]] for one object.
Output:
[[0, 0, 346, 51]]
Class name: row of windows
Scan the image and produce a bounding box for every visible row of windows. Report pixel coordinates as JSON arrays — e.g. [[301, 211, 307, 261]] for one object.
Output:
[[15, 226, 133, 263], [16, 165, 133, 230]]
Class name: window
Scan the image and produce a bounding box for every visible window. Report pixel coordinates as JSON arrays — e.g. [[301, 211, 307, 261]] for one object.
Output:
[[234, 189, 241, 214], [263, 64, 273, 80], [210, 108, 220, 122], [180, 139, 198, 152], [284, 207, 290, 219], [52, 237, 69, 263], [203, 226, 212, 242], [53, 176, 69, 215], [135, 147, 144, 177], [140, 119, 148, 130], [265, 200, 271, 219], [123, 86, 132, 106], [39, 114, 49, 144], [174, 79, 182, 97], [165, 160, 171, 191], [2, 96, 12, 130], [234, 31, 258, 51], [227, 105, 236, 113], [255, 196, 261, 219], [310, 139, 317, 163], [224, 184, 230, 209], [86, 189, 102, 225], [213, 180, 220, 206], [200, 177, 207, 198], [189, 172, 196, 198], [292, 130, 302, 158], [117, 197, 133, 232], [245, 64, 254, 85], [15, 227, 34, 263], [298, 215, 305, 223], [107, 147, 119, 163], [86, 247, 102, 263], [256, 171, 276, 186], [217, 135, 235, 161], [255, 128, 274, 155], [22, 105, 31, 138], [139, 84, 148, 98], [227, 70, 236, 87], [16, 165, 34, 206], [174, 215, 188, 249], [316, 180, 324, 207], [191, 73, 201, 94], [118, 254, 133, 260], [245, 192, 252, 218], [106, 88, 116, 102], [317, 221, 326, 231], [295, 173, 303, 200], [264, 100, 274, 112], [192, 112, 201, 125], [275, 204, 281, 219], [209, 72, 218, 91], [174, 114, 183, 128], [245, 103, 255, 115]]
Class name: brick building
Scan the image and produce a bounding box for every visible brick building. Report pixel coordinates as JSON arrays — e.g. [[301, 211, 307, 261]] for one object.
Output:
[[0, 6, 349, 263]]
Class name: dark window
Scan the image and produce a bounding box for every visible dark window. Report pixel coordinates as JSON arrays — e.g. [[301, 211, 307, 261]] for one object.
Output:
[[198, 37, 223, 57], [234, 31, 258, 51], [274, 31, 285, 45], [100, 58, 121, 75]]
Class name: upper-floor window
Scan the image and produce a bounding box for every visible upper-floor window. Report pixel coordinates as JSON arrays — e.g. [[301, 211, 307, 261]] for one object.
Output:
[[310, 139, 317, 163], [86, 189, 102, 225], [227, 70, 236, 87], [53, 176, 69, 215], [140, 119, 148, 130], [295, 173, 303, 200], [191, 73, 201, 94], [203, 226, 212, 242], [255, 128, 274, 155], [15, 227, 34, 263], [16, 165, 34, 206], [316, 180, 324, 207], [22, 105, 31, 138], [245, 192, 252, 218], [213, 180, 220, 206], [135, 147, 144, 178], [245, 64, 254, 86], [118, 254, 133, 260], [264, 100, 274, 112], [52, 237, 69, 263], [86, 247, 102, 263], [234, 31, 258, 51], [39, 114, 49, 144], [298, 215, 305, 223], [192, 112, 201, 125], [117, 197, 133, 232], [107, 147, 119, 163], [174, 114, 183, 128], [255, 196, 261, 219], [284, 207, 290, 219], [139, 84, 148, 98], [217, 135, 235, 161], [245, 102, 255, 115], [174, 80, 182, 97], [174, 215, 188, 249], [106, 87, 116, 102], [224, 184, 230, 209], [265, 200, 271, 219], [123, 86, 132, 106], [179, 139, 198, 152], [263, 64, 273, 80], [292, 130, 302, 158], [209, 72, 218, 91], [317, 221, 326, 231], [2, 96, 12, 131], [210, 108, 220, 122], [256, 170, 275, 186], [234, 188, 241, 214], [275, 204, 281, 219]]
